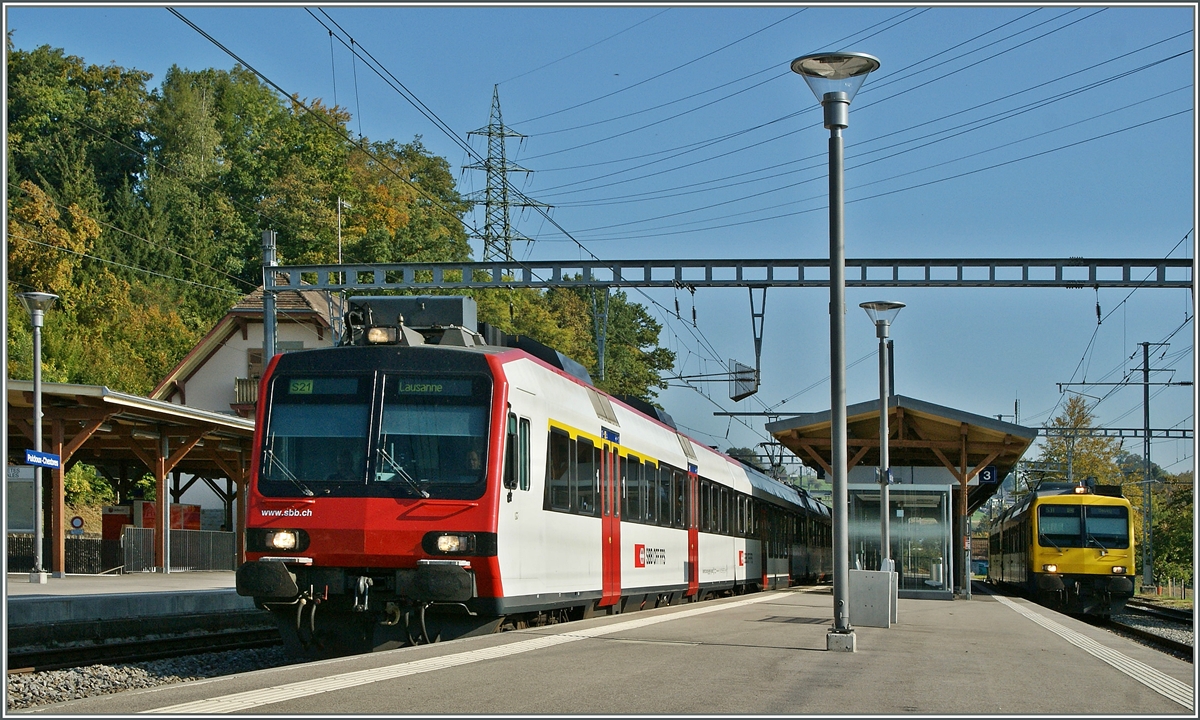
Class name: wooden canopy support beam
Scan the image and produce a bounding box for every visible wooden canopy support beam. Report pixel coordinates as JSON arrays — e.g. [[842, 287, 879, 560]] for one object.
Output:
[[847, 445, 871, 473]]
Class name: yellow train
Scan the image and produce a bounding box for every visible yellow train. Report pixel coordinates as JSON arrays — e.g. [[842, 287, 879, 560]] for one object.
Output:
[[987, 480, 1135, 615]]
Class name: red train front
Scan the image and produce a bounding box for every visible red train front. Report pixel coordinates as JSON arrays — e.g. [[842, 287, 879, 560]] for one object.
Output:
[[237, 298, 516, 655]]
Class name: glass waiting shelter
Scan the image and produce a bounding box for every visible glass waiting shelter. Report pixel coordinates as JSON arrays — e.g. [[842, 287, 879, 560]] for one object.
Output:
[[767, 394, 1036, 598], [849, 478, 954, 600]]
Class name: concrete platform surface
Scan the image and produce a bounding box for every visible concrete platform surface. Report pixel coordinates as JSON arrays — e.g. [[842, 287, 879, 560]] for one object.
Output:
[[6, 571, 236, 597], [11, 584, 1194, 716], [5, 572, 251, 627]]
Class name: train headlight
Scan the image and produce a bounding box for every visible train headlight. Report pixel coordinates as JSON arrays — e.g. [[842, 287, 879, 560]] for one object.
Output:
[[422, 531, 491, 556], [1042, 564, 1058, 573], [265, 530, 299, 550], [366, 327, 398, 344], [436, 533, 474, 554], [1111, 566, 1127, 574]]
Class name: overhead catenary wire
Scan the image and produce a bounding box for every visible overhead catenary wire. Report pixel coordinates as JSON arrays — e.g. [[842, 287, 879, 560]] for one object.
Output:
[[550, 107, 1191, 244], [548, 34, 1192, 209], [526, 6, 1107, 193], [168, 8, 480, 242], [162, 7, 1190, 456], [176, 6, 748, 420], [496, 7, 673, 87], [509, 8, 809, 129]]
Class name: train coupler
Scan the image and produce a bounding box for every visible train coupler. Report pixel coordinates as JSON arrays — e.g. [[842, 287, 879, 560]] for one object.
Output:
[[352, 576, 374, 612]]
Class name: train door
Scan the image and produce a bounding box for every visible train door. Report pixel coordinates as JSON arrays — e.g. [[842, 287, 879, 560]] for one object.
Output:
[[599, 434, 621, 607], [687, 467, 699, 598]]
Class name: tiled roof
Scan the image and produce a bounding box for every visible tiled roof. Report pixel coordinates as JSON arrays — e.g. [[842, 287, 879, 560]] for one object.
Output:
[[231, 286, 333, 316]]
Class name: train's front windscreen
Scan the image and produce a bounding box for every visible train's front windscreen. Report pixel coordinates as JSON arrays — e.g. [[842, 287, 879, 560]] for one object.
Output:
[[258, 372, 491, 500], [375, 374, 490, 500], [1037, 504, 1130, 549]]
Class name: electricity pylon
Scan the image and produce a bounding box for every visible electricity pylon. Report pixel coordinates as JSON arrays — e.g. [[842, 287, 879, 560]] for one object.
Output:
[[466, 85, 549, 263]]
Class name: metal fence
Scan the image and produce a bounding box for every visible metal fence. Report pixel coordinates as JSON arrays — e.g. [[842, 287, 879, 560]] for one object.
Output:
[[7, 529, 237, 574], [168, 528, 237, 571], [123, 527, 155, 573], [6, 534, 109, 574]]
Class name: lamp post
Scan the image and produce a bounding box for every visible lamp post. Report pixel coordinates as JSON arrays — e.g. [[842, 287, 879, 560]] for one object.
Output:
[[860, 301, 904, 573], [17, 291, 58, 584], [792, 51, 880, 651]]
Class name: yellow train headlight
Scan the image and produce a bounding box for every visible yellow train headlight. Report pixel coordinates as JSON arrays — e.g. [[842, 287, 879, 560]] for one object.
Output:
[[1111, 566, 1126, 574], [1042, 564, 1058, 573]]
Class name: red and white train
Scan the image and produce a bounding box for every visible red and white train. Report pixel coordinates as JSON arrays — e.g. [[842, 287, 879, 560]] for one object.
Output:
[[236, 296, 831, 656]]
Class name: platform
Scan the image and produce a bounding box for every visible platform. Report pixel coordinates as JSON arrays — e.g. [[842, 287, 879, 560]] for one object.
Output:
[[5, 571, 248, 627], [7, 581, 1193, 715]]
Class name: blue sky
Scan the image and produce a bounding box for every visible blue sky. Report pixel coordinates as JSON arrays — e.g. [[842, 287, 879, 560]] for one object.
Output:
[[5, 3, 1196, 483]]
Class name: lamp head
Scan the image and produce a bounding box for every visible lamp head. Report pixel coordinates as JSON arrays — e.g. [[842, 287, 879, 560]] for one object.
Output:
[[791, 51, 880, 104], [860, 301, 905, 332], [17, 292, 59, 326]]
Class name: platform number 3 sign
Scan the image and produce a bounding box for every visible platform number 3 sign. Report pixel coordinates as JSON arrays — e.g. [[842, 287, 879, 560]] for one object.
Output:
[[978, 466, 998, 484]]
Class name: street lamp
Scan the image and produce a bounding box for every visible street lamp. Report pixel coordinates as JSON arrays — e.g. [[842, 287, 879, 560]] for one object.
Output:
[[792, 51, 880, 652], [860, 301, 904, 574], [17, 291, 58, 584]]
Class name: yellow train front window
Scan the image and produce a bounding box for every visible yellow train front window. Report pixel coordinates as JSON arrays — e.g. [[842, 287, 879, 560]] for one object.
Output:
[[1037, 505, 1082, 548]]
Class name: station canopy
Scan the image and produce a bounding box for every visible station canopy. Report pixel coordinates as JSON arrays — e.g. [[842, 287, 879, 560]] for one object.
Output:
[[7, 380, 255, 573], [7, 380, 254, 480], [765, 395, 1036, 514]]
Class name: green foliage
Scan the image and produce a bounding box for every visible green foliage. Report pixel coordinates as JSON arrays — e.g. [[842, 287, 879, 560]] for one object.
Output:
[[1033, 396, 1124, 487], [1151, 471, 1193, 583], [64, 462, 115, 506], [6, 41, 672, 403]]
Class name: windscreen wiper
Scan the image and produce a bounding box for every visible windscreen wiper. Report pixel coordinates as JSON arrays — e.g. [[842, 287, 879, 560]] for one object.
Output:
[[1039, 533, 1064, 553], [263, 448, 314, 497], [376, 448, 430, 498], [1087, 533, 1109, 555]]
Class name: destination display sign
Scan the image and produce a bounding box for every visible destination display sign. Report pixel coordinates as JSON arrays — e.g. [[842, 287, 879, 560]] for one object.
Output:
[[287, 377, 359, 395], [392, 377, 473, 396]]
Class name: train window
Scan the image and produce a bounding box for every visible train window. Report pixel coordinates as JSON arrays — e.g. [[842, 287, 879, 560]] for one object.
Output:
[[725, 488, 734, 536], [260, 373, 373, 497], [684, 474, 694, 529], [518, 418, 531, 491], [376, 374, 492, 500], [503, 414, 518, 490], [673, 470, 686, 529], [644, 462, 657, 524], [700, 480, 710, 530], [546, 429, 571, 511], [619, 455, 628, 519], [658, 465, 673, 527], [626, 457, 643, 523], [575, 438, 597, 516], [1037, 505, 1083, 548], [1084, 506, 1130, 549]]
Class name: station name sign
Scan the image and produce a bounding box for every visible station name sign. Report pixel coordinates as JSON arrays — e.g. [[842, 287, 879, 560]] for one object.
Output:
[[24, 449, 60, 469]]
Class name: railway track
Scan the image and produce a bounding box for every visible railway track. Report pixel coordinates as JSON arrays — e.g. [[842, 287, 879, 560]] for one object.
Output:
[[7, 628, 282, 674], [1101, 602, 1193, 661], [1124, 600, 1193, 624], [1103, 616, 1193, 659]]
